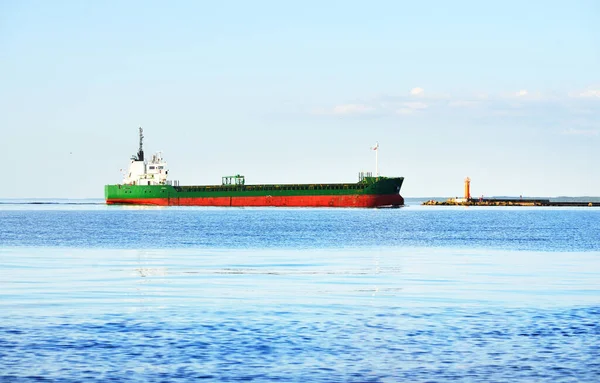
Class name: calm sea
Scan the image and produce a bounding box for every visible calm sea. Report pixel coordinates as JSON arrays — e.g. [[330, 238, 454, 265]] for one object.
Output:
[[1, 199, 599, 382]]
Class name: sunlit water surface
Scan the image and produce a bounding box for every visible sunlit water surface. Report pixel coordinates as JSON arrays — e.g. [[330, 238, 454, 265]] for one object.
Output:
[[1, 200, 599, 382]]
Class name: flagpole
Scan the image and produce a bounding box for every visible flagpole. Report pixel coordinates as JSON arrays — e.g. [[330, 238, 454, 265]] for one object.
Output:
[[373, 142, 379, 177], [370, 142, 380, 177]]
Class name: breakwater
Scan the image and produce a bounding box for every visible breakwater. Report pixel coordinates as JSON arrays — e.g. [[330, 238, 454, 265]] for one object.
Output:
[[422, 198, 599, 207]]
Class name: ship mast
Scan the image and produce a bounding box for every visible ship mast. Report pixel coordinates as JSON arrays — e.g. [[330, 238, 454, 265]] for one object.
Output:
[[133, 127, 144, 161]]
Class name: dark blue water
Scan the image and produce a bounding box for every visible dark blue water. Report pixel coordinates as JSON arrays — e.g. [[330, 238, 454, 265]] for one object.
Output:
[[1, 200, 599, 382]]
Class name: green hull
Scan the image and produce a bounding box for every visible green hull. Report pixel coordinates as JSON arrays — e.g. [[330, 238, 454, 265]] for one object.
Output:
[[105, 176, 404, 207]]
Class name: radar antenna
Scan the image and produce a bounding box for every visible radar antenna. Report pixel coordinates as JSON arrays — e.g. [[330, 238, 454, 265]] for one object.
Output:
[[132, 127, 145, 161]]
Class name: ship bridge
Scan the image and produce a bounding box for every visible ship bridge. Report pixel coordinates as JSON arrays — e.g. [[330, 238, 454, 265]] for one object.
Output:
[[122, 128, 170, 186]]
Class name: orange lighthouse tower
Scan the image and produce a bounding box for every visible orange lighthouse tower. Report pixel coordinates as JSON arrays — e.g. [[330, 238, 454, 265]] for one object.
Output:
[[464, 177, 471, 200]]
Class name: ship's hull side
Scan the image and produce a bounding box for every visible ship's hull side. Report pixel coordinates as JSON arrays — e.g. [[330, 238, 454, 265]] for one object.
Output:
[[105, 177, 404, 208], [105, 194, 403, 207]]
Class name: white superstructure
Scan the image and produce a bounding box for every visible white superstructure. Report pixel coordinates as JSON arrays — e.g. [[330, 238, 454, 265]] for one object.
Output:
[[123, 128, 169, 186]]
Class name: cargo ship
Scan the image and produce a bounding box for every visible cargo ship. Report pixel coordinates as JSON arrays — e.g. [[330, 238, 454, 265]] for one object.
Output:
[[104, 128, 404, 207]]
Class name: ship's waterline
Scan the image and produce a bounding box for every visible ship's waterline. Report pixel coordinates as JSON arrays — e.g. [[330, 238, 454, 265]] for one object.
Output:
[[104, 189, 404, 207]]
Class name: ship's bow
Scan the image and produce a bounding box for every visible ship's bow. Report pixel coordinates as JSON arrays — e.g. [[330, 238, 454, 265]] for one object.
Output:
[[364, 177, 404, 207]]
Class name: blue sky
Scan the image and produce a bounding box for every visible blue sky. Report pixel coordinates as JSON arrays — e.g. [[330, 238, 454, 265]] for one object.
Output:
[[1, 0, 598, 198]]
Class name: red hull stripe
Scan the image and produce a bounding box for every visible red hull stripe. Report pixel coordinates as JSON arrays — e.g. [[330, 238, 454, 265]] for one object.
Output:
[[106, 194, 404, 207]]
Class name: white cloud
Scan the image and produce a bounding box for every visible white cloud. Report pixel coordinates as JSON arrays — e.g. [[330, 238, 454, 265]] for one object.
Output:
[[448, 100, 480, 108], [331, 104, 374, 115], [311, 87, 598, 120], [570, 89, 600, 98], [410, 87, 424, 96], [516, 89, 528, 97], [502, 89, 544, 100], [313, 103, 375, 115], [395, 101, 428, 115], [403, 102, 428, 110]]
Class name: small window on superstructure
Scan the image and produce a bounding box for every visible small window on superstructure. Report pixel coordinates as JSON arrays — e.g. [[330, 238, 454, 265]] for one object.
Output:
[[149, 166, 155, 170]]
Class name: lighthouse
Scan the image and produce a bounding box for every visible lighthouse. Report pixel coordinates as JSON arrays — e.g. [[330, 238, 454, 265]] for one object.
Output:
[[464, 177, 471, 200]]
